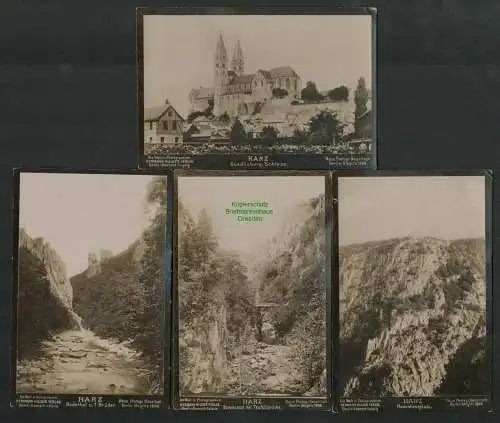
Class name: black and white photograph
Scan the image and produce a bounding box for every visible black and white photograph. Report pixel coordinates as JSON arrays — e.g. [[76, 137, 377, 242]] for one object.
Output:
[[336, 173, 491, 412], [12, 171, 169, 409], [138, 7, 375, 170], [173, 172, 331, 410]]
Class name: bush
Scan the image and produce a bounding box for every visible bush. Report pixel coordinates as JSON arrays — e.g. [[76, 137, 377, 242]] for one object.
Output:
[[327, 86, 349, 101]]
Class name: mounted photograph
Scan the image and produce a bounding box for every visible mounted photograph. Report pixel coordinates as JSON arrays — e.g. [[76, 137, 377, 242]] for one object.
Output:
[[12, 170, 169, 409], [138, 7, 376, 170], [173, 171, 332, 410], [336, 172, 492, 412]]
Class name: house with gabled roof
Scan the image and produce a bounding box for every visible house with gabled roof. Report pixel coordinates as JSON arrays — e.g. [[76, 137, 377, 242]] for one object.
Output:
[[144, 100, 185, 145]]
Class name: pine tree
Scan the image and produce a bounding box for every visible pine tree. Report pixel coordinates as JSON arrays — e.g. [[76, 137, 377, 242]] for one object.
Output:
[[354, 77, 369, 120], [230, 118, 247, 145]]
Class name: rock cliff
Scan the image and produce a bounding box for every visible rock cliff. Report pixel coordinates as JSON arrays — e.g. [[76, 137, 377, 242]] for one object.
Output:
[[340, 237, 488, 397], [18, 228, 82, 330], [17, 229, 83, 358], [85, 244, 143, 278]]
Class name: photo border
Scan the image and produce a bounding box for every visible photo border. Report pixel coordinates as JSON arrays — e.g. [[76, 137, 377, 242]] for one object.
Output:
[[136, 6, 377, 171], [332, 169, 494, 413], [10, 167, 173, 410], [171, 169, 333, 411]]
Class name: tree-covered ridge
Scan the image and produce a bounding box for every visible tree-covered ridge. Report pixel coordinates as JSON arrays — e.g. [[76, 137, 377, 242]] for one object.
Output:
[[255, 194, 327, 394], [70, 176, 168, 394]]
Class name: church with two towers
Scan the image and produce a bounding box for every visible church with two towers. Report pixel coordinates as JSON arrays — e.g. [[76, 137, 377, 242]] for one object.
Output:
[[189, 33, 302, 116]]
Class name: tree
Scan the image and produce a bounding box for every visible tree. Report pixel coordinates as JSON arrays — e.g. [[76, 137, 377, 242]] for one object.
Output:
[[261, 125, 279, 146], [354, 77, 369, 120], [292, 128, 309, 145], [272, 88, 288, 99], [301, 81, 324, 103], [308, 111, 343, 144], [194, 209, 218, 266], [134, 176, 168, 384], [206, 98, 214, 114], [183, 124, 200, 142], [230, 118, 247, 145], [187, 99, 214, 123], [327, 85, 349, 101], [252, 101, 264, 115], [187, 110, 205, 123]]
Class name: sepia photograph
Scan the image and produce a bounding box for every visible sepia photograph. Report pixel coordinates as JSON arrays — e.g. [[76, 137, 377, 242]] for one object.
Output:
[[337, 173, 490, 410], [14, 171, 168, 402], [139, 8, 375, 169], [174, 172, 330, 409]]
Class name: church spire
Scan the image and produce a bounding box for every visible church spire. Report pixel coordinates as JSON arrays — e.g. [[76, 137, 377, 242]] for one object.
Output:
[[231, 39, 244, 76], [215, 31, 228, 61], [214, 31, 229, 112]]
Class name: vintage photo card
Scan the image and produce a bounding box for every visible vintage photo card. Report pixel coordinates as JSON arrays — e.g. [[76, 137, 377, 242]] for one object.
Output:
[[11, 169, 171, 409], [172, 171, 333, 410], [334, 171, 492, 412], [138, 7, 376, 170]]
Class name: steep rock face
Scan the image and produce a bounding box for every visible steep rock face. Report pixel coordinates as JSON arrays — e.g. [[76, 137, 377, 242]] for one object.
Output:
[[86, 252, 101, 277], [18, 228, 82, 331], [340, 237, 487, 397], [179, 299, 229, 394]]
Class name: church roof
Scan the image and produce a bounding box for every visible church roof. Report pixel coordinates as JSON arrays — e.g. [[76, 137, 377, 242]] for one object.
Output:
[[257, 69, 272, 80], [269, 66, 298, 78]]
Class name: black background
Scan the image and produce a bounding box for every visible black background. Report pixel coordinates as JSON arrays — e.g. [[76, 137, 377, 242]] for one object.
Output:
[[1, 0, 499, 421]]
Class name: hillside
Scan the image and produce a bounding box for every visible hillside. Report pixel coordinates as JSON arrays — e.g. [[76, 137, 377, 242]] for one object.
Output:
[[70, 222, 166, 392], [70, 238, 145, 339], [17, 229, 83, 358], [340, 237, 488, 397]]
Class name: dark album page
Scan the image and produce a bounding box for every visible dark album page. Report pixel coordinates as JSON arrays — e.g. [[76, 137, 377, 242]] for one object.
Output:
[[12, 171, 170, 409], [335, 172, 492, 412], [173, 171, 332, 410]]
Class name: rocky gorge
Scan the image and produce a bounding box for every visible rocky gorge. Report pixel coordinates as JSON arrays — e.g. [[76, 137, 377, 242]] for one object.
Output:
[[178, 195, 327, 397], [16, 229, 156, 394], [16, 177, 168, 395]]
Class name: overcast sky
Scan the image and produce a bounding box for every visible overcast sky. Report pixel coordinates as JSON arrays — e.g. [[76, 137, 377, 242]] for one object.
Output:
[[19, 173, 156, 276], [338, 176, 486, 246], [178, 175, 325, 255], [143, 14, 372, 117]]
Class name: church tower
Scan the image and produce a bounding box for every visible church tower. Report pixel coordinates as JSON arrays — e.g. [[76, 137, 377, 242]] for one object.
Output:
[[214, 32, 228, 115], [231, 39, 244, 76]]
